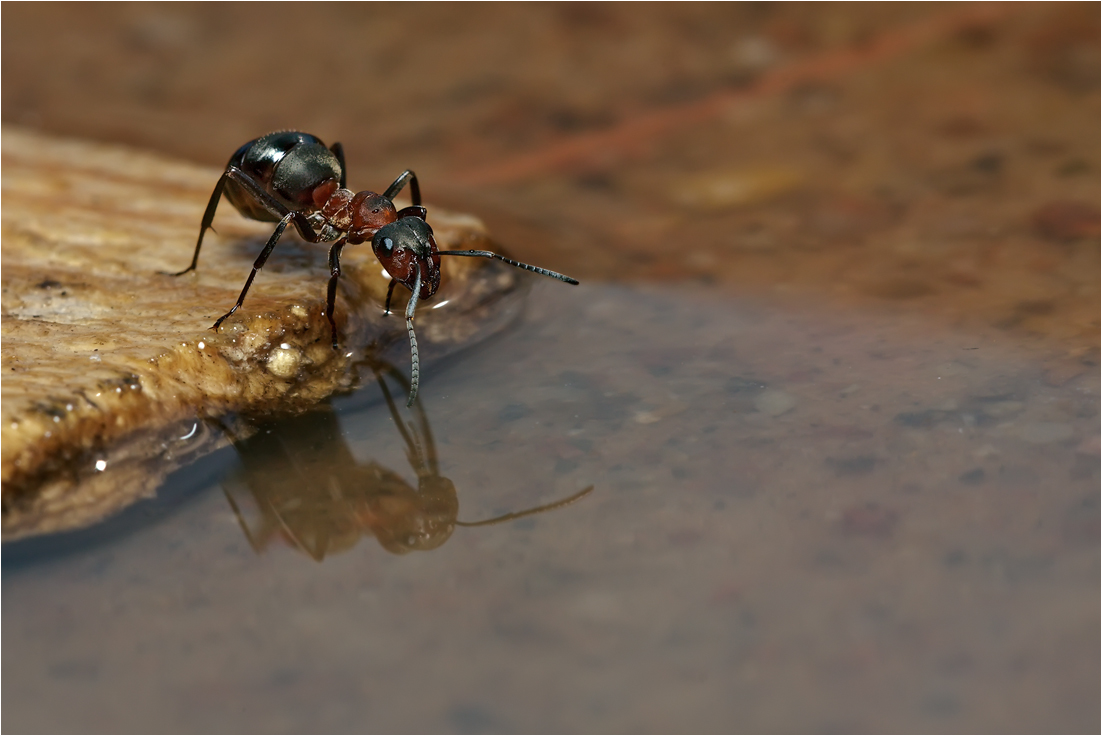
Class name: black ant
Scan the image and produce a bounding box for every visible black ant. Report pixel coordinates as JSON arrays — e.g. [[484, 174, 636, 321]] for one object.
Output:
[[166, 131, 579, 405]]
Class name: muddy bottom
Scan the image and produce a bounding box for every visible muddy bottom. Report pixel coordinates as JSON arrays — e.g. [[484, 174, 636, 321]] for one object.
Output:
[[3, 283, 1098, 733]]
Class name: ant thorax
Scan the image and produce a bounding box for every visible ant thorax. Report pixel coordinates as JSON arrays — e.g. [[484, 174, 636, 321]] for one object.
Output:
[[317, 186, 355, 231], [306, 212, 343, 242], [316, 186, 398, 245]]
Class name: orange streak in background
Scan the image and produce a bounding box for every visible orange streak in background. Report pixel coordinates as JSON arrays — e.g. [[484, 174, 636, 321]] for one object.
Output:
[[444, 3, 1012, 187]]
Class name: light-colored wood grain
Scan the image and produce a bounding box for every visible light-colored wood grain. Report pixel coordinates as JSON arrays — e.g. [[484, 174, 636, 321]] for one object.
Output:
[[1, 127, 526, 539]]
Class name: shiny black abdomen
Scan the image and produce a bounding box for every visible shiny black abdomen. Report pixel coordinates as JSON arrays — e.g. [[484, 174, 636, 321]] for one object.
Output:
[[224, 131, 343, 223]]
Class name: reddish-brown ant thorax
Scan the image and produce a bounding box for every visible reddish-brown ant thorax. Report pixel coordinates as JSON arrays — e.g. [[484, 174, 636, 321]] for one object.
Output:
[[319, 187, 355, 230], [351, 192, 397, 237]]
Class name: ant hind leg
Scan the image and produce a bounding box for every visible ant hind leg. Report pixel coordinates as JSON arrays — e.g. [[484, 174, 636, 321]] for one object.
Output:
[[330, 142, 347, 189], [222, 166, 321, 242], [164, 165, 324, 277], [163, 173, 229, 276]]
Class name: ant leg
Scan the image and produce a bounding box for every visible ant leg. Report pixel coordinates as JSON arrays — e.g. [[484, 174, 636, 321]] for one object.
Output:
[[211, 212, 294, 331], [164, 173, 230, 276], [330, 142, 347, 189], [383, 170, 421, 206], [384, 278, 398, 315], [165, 166, 321, 277], [221, 166, 322, 242], [219, 489, 268, 550], [404, 270, 422, 407], [437, 250, 579, 285], [325, 237, 348, 349], [396, 205, 427, 221]]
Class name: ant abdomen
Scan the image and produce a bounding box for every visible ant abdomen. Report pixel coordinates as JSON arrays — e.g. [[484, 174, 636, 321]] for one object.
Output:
[[223, 131, 342, 221]]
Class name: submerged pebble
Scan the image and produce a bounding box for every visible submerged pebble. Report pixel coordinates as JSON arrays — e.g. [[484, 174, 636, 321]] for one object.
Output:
[[754, 389, 797, 416]]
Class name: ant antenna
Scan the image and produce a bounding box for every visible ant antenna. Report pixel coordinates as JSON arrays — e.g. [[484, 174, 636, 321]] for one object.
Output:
[[373, 358, 440, 477], [405, 271, 422, 407], [437, 250, 579, 285], [370, 357, 594, 529], [456, 485, 594, 527], [398, 252, 575, 406]]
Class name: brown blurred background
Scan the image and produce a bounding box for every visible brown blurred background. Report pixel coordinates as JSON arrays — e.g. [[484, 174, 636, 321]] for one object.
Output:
[[3, 2, 1099, 352]]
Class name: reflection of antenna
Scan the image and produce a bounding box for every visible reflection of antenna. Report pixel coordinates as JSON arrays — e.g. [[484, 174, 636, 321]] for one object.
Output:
[[373, 361, 438, 479], [371, 359, 595, 530], [457, 485, 594, 527]]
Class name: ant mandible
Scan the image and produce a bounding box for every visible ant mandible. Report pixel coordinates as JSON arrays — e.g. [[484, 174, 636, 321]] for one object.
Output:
[[166, 130, 579, 405]]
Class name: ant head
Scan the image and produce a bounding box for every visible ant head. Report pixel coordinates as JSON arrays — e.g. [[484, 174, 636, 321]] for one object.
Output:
[[372, 217, 441, 300], [364, 476, 459, 554], [351, 192, 398, 235]]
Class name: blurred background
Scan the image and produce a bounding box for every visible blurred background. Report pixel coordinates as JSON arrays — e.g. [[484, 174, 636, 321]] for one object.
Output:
[[3, 2, 1098, 350], [3, 3, 1099, 733]]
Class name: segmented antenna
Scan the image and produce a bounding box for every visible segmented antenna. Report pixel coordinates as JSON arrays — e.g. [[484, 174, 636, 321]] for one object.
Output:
[[456, 485, 594, 527], [405, 270, 422, 407], [437, 250, 579, 285]]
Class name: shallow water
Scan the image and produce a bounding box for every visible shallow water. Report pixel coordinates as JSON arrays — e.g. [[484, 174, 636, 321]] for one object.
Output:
[[4, 282, 1098, 732]]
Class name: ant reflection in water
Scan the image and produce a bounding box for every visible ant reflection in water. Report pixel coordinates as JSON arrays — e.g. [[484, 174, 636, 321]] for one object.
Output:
[[222, 365, 592, 560]]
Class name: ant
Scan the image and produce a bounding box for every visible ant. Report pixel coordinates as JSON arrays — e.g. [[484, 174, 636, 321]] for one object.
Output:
[[166, 131, 579, 405], [221, 361, 593, 559]]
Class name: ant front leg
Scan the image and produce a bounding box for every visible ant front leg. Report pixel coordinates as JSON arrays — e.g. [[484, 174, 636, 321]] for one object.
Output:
[[325, 237, 348, 349], [383, 170, 421, 207], [211, 212, 296, 331], [384, 278, 398, 315]]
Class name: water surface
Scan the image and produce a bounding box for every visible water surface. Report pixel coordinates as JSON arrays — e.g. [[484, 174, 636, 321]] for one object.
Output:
[[4, 282, 1098, 732]]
